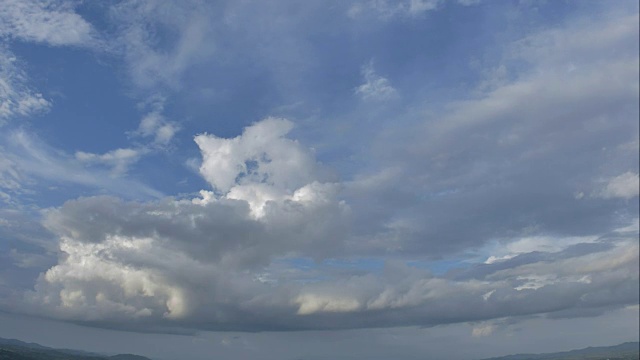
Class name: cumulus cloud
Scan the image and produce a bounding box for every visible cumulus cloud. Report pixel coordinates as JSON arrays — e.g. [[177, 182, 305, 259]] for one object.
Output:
[[196, 118, 321, 194], [17, 119, 348, 327]]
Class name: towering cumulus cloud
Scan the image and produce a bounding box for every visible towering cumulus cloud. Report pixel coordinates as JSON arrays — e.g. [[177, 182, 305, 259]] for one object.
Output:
[[24, 119, 351, 331]]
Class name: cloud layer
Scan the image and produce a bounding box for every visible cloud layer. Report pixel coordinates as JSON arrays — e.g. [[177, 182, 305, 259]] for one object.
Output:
[[0, 0, 637, 339], [17, 111, 639, 332]]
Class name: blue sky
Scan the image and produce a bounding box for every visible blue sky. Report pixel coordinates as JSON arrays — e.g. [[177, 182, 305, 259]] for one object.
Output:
[[0, 1, 638, 359]]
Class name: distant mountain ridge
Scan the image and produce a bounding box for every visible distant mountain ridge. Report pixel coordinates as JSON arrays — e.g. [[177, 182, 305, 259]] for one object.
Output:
[[0, 337, 152, 360], [1, 336, 637, 360], [480, 341, 639, 360]]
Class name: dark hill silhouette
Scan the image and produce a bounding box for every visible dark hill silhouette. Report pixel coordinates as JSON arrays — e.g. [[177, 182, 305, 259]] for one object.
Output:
[[480, 341, 639, 360], [0, 337, 152, 360]]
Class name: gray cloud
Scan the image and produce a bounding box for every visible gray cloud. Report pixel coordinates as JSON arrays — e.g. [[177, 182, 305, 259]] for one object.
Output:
[[342, 10, 639, 256]]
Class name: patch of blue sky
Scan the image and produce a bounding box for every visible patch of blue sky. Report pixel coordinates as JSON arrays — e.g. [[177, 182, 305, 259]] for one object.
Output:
[[8, 43, 137, 154], [276, 257, 316, 271], [406, 257, 473, 276], [276, 256, 385, 276], [276, 255, 473, 279], [322, 257, 386, 275]]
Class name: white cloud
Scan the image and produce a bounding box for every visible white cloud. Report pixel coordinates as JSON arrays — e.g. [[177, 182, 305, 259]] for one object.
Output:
[[110, 1, 214, 90], [472, 323, 495, 337], [75, 148, 144, 176], [348, 0, 478, 19], [133, 99, 180, 145], [194, 118, 342, 219], [195, 118, 320, 194], [295, 294, 360, 315], [1, 130, 161, 199], [599, 172, 639, 199], [355, 61, 398, 101], [75, 98, 179, 176], [0, 1, 96, 125], [483, 235, 599, 264], [0, 0, 96, 47], [348, 0, 444, 19]]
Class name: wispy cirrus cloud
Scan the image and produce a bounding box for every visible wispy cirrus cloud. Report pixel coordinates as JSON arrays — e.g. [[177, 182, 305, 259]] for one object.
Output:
[[0, 130, 162, 200], [0, 47, 50, 124], [0, 0, 97, 124], [109, 0, 215, 91]]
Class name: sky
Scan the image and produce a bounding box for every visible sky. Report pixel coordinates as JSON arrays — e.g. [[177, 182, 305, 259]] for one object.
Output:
[[0, 1, 638, 359]]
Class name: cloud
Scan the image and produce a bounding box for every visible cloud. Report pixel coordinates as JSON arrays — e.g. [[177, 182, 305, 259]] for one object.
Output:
[[74, 97, 180, 177], [598, 172, 639, 199], [195, 118, 321, 194], [17, 119, 351, 329], [22, 226, 637, 331], [0, 0, 97, 124], [109, 1, 215, 91], [347, 0, 478, 19], [340, 10, 639, 257], [0, 147, 28, 203], [0, 47, 50, 123], [132, 98, 180, 145], [471, 323, 495, 337], [0, 1, 637, 339], [75, 148, 145, 176], [13, 115, 638, 333], [354, 61, 398, 101], [0, 130, 162, 199], [348, 0, 444, 19], [483, 235, 599, 265], [0, 0, 96, 47]]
